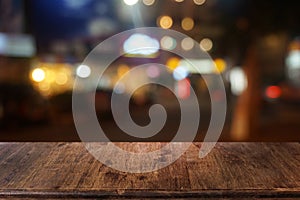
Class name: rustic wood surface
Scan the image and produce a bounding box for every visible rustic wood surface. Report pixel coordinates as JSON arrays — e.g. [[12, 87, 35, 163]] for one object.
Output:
[[0, 142, 299, 199]]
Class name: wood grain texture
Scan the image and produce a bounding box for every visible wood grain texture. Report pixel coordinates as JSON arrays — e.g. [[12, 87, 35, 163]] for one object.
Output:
[[0, 142, 299, 199]]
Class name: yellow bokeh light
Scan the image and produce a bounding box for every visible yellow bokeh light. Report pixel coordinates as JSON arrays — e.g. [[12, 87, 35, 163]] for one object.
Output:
[[200, 38, 213, 51], [31, 62, 74, 97], [44, 70, 55, 83], [31, 68, 45, 82], [38, 82, 50, 92], [166, 57, 180, 71], [118, 64, 130, 78], [214, 58, 226, 73], [158, 15, 173, 29], [181, 37, 194, 51], [55, 73, 68, 85], [181, 17, 194, 31], [193, 0, 205, 5], [143, 0, 155, 6]]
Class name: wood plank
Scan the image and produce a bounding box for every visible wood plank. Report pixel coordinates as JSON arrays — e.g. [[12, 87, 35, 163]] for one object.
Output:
[[0, 142, 299, 198]]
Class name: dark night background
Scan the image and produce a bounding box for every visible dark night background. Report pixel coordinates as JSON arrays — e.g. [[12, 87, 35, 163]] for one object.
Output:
[[0, 0, 299, 142]]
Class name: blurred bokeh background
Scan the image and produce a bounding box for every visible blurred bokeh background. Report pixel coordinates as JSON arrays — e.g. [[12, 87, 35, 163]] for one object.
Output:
[[0, 0, 299, 141]]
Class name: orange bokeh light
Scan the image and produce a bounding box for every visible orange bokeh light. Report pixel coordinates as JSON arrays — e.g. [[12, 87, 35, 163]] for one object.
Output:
[[265, 86, 281, 99]]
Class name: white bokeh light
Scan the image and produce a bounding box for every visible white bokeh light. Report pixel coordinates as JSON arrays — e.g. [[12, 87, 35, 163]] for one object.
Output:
[[286, 50, 300, 69], [123, 33, 159, 55], [173, 66, 189, 80], [31, 68, 45, 82], [229, 67, 247, 95], [123, 0, 139, 6], [160, 36, 177, 50], [76, 65, 91, 78], [286, 50, 300, 85]]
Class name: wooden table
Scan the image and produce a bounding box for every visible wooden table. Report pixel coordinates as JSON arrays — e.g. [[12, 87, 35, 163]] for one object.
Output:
[[0, 142, 299, 199]]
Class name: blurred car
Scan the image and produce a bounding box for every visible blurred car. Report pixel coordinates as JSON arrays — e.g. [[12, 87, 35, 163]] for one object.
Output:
[[262, 82, 300, 124], [264, 82, 300, 104]]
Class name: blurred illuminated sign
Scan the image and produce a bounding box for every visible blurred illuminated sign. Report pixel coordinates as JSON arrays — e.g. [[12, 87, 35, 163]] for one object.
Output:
[[179, 59, 215, 74], [123, 33, 159, 58], [0, 33, 36, 57]]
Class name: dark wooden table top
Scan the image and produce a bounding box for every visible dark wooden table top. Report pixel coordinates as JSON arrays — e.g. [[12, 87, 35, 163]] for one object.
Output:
[[0, 142, 299, 199]]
